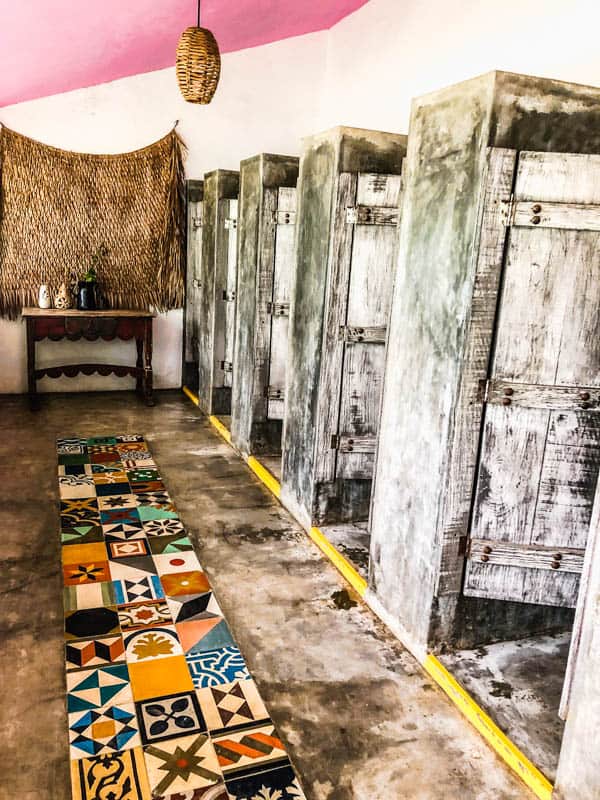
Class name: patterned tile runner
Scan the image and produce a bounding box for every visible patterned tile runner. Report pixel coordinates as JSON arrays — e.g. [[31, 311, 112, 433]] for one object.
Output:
[[58, 435, 306, 800]]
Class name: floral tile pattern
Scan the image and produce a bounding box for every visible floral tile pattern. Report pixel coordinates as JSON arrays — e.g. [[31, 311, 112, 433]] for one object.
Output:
[[57, 434, 305, 799]]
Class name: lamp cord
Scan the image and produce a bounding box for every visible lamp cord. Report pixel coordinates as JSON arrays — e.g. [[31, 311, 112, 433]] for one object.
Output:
[[197, 0, 201, 27]]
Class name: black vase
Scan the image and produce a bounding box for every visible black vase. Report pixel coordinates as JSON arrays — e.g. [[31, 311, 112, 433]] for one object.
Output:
[[77, 281, 97, 311]]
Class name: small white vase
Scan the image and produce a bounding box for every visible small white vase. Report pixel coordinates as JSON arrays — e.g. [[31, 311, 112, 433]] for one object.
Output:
[[38, 284, 51, 309]]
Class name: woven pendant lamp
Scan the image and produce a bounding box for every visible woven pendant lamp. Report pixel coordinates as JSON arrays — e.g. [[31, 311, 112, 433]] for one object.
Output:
[[176, 0, 221, 104]]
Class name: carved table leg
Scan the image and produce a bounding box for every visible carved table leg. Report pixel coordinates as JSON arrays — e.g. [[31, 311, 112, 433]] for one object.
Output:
[[143, 318, 155, 406], [26, 318, 39, 411], [135, 336, 144, 395]]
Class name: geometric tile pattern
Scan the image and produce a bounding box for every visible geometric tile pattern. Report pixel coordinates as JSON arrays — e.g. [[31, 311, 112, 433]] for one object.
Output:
[[57, 434, 305, 799]]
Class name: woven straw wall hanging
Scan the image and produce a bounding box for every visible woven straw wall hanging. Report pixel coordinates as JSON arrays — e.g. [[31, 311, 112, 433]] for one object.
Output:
[[176, 0, 221, 104], [0, 125, 186, 319]]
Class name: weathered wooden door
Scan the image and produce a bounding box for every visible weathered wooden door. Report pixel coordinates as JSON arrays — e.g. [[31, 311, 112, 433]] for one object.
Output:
[[318, 172, 402, 482], [184, 181, 203, 378], [266, 186, 297, 420], [214, 198, 238, 390], [465, 150, 600, 608]]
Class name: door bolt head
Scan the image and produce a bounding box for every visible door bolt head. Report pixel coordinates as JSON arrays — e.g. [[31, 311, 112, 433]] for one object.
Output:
[[531, 215, 541, 225], [504, 387, 514, 396], [551, 561, 560, 570], [580, 392, 591, 401], [480, 554, 489, 563], [532, 204, 542, 213], [483, 546, 492, 554], [502, 397, 512, 406]]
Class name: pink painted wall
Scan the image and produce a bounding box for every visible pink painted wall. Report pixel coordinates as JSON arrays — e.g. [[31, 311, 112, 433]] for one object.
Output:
[[0, 0, 369, 107]]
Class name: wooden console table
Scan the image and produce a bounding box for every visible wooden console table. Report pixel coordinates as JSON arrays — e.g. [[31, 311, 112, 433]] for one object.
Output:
[[22, 308, 155, 409]]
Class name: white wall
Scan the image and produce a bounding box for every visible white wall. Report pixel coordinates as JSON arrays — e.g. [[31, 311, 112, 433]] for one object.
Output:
[[320, 0, 600, 134], [0, 30, 328, 393]]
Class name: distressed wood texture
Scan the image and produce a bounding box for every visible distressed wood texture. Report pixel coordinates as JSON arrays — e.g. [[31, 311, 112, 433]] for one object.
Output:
[[281, 127, 406, 530], [214, 197, 238, 390], [197, 169, 239, 415], [230, 155, 299, 456], [183, 180, 203, 386], [267, 185, 297, 422], [436, 148, 517, 597], [314, 169, 403, 509], [368, 72, 600, 652], [465, 150, 600, 608]]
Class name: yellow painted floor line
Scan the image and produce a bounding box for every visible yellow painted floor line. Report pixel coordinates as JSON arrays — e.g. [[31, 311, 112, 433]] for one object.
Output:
[[181, 386, 552, 799], [423, 655, 553, 800]]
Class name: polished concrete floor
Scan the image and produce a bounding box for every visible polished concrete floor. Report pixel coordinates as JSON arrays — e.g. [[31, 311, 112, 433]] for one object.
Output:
[[0, 391, 535, 800]]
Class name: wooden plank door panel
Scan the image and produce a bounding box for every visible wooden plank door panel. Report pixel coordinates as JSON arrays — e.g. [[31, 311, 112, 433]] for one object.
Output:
[[184, 190, 203, 365], [335, 172, 402, 479], [267, 186, 296, 420], [465, 150, 600, 608]]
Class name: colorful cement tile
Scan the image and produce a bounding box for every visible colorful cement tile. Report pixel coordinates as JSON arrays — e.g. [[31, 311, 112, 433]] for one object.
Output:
[[67, 663, 132, 712], [98, 493, 138, 510], [166, 592, 222, 624], [59, 463, 93, 476], [64, 581, 117, 611], [87, 436, 118, 446], [131, 479, 165, 494], [70, 747, 151, 800], [69, 702, 141, 758], [61, 498, 101, 527], [66, 635, 126, 670], [109, 539, 151, 559], [149, 533, 194, 554], [178, 619, 234, 655], [212, 721, 287, 776], [125, 449, 153, 461], [59, 475, 97, 499], [62, 542, 108, 565], [63, 561, 112, 586], [136, 691, 207, 744], [118, 600, 172, 631], [138, 505, 178, 522], [59, 454, 91, 466], [154, 787, 230, 800], [124, 625, 183, 663], [90, 450, 122, 465], [196, 679, 268, 732], [135, 491, 172, 507], [153, 551, 202, 575], [95, 482, 132, 497], [162, 571, 211, 598], [109, 554, 158, 584], [143, 732, 222, 795], [127, 468, 160, 483], [65, 606, 121, 640], [186, 647, 251, 689], [92, 465, 128, 480], [100, 507, 141, 527], [113, 575, 164, 604], [102, 521, 145, 540], [144, 518, 187, 538], [116, 435, 146, 443], [129, 655, 194, 702], [225, 762, 306, 800], [61, 524, 104, 545]]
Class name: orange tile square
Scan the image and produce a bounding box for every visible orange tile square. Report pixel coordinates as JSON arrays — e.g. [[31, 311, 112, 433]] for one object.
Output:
[[161, 570, 210, 597], [63, 561, 112, 586], [61, 542, 108, 566], [128, 655, 193, 701]]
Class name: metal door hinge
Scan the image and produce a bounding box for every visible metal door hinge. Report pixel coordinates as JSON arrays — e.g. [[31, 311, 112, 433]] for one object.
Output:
[[339, 325, 386, 344], [224, 218, 237, 230], [266, 301, 290, 317], [275, 210, 296, 225], [192, 279, 201, 289], [264, 386, 284, 401], [222, 290, 236, 302], [192, 216, 203, 229], [346, 205, 400, 226], [330, 434, 339, 450], [477, 379, 490, 403], [220, 360, 233, 372]]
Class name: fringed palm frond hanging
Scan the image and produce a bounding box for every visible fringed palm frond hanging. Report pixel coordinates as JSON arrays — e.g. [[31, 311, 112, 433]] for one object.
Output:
[[0, 125, 187, 320]]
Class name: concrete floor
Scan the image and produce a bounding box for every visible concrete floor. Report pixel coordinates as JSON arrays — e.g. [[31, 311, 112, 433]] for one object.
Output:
[[440, 633, 569, 782], [0, 390, 535, 800]]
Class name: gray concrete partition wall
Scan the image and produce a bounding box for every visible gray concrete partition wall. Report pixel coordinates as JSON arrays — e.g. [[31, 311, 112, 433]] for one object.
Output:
[[197, 169, 239, 415], [281, 127, 406, 530], [231, 154, 299, 457], [368, 71, 600, 652]]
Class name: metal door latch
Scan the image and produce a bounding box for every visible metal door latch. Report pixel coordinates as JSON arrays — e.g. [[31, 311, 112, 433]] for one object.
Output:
[[224, 218, 237, 230], [220, 360, 233, 372], [222, 290, 236, 302]]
